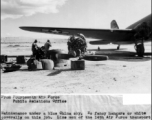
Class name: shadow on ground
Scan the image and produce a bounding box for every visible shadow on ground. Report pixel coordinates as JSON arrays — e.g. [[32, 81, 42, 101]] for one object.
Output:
[[47, 70, 62, 76]]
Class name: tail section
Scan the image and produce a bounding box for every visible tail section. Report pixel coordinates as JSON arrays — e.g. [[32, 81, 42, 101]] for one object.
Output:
[[111, 20, 119, 29]]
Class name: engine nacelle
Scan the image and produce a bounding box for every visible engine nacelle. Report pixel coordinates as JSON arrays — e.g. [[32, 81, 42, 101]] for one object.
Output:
[[134, 22, 151, 40]]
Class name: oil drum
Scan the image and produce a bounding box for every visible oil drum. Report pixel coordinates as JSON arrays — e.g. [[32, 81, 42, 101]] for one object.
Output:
[[41, 59, 54, 70]]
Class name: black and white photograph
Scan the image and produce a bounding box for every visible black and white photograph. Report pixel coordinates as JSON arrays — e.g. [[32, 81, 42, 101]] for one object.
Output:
[[1, 0, 151, 94]]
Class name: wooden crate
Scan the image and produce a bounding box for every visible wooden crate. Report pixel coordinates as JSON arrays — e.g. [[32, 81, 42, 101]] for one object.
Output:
[[71, 60, 85, 70], [16, 56, 26, 64]]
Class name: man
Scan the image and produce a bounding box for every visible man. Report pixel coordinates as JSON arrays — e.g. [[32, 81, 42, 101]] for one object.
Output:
[[67, 35, 75, 51], [44, 40, 52, 57], [31, 39, 39, 57]]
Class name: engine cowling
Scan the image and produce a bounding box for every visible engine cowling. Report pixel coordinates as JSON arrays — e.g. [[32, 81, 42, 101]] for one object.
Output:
[[67, 34, 87, 57]]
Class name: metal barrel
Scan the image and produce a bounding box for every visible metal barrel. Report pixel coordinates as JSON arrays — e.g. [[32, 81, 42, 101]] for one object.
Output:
[[41, 59, 54, 70]]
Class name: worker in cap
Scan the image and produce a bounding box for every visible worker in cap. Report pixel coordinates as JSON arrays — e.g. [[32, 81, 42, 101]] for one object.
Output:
[[31, 39, 39, 58], [44, 40, 52, 57]]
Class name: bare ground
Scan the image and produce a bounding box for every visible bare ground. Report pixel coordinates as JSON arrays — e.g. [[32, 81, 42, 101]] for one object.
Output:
[[1, 42, 151, 94]]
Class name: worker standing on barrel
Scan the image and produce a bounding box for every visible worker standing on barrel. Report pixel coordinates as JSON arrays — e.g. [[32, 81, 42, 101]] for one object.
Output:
[[32, 39, 39, 58], [44, 40, 52, 58]]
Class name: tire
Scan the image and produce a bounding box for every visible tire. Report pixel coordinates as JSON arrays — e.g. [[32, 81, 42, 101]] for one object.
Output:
[[136, 44, 145, 57], [83, 55, 108, 61]]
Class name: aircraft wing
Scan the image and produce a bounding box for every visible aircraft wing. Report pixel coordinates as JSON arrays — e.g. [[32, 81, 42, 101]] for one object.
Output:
[[20, 26, 135, 44]]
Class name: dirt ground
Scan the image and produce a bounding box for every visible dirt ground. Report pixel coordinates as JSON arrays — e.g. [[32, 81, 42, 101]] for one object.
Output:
[[1, 39, 151, 94]]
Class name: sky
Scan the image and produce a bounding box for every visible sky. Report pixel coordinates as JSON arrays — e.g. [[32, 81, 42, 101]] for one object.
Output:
[[1, 0, 151, 38]]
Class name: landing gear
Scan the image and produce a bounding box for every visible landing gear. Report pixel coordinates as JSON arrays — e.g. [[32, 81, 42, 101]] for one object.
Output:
[[135, 44, 145, 57], [117, 45, 120, 50], [134, 39, 145, 57]]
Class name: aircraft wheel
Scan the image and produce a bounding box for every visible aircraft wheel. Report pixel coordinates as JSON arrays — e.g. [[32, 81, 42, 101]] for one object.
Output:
[[136, 44, 145, 57]]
